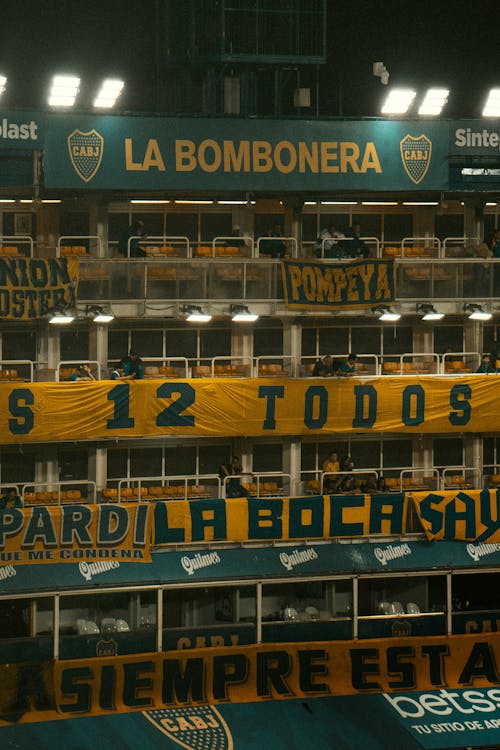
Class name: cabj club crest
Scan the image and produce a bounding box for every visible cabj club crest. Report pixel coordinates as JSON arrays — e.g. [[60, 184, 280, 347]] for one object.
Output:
[[399, 133, 432, 185], [67, 128, 104, 182], [143, 706, 233, 750]]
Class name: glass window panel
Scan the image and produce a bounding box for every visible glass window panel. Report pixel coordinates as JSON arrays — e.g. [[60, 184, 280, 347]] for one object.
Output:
[[1, 330, 37, 360], [201, 328, 231, 358], [59, 211, 89, 236], [166, 213, 198, 241], [252, 443, 283, 472], [58, 449, 89, 481], [254, 214, 284, 238], [358, 576, 446, 616], [301, 442, 317, 472], [302, 213, 317, 242], [382, 439, 412, 468], [352, 214, 381, 238], [198, 444, 232, 475], [453, 573, 500, 611], [254, 327, 283, 356], [318, 213, 350, 235], [131, 330, 163, 358], [382, 325, 412, 355], [301, 327, 317, 357], [200, 213, 233, 241], [350, 440, 380, 469], [433, 437, 463, 467], [0, 449, 35, 483], [108, 213, 130, 242], [483, 437, 495, 467], [319, 327, 349, 355], [383, 213, 413, 242], [166, 328, 198, 358], [163, 585, 256, 628], [108, 330, 130, 361], [130, 447, 163, 478], [434, 213, 464, 241], [138, 213, 164, 236], [434, 325, 463, 354], [166, 445, 196, 475], [60, 328, 89, 361], [107, 448, 128, 480], [262, 580, 352, 621], [351, 326, 381, 355], [59, 591, 155, 634]]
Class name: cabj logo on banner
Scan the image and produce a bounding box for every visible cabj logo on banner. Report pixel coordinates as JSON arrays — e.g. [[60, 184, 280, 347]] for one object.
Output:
[[0, 257, 78, 320], [67, 129, 104, 182], [281, 258, 395, 310], [400, 134, 432, 185]]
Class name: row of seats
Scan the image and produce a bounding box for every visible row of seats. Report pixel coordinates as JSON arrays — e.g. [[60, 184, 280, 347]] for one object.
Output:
[[241, 481, 283, 496], [383, 246, 435, 258], [60, 246, 89, 257], [144, 365, 183, 378], [195, 245, 246, 257], [102, 485, 211, 501], [0, 245, 24, 256], [24, 489, 83, 505], [0, 369, 22, 380]]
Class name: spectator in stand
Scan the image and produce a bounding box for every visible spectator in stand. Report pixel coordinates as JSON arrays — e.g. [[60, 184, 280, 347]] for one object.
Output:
[[491, 230, 500, 258], [315, 224, 346, 258], [259, 223, 287, 259], [219, 456, 250, 498], [339, 353, 357, 376], [69, 364, 96, 381], [345, 223, 370, 258], [362, 476, 379, 495], [0, 487, 22, 509], [312, 354, 336, 377], [474, 239, 492, 295], [226, 226, 247, 249], [322, 451, 340, 492], [476, 353, 496, 373], [118, 219, 147, 258], [110, 363, 135, 380], [122, 350, 145, 380], [341, 454, 354, 473]]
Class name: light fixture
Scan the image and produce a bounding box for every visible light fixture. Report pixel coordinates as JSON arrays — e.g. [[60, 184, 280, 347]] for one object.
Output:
[[174, 200, 214, 205], [381, 88, 416, 115], [373, 305, 401, 322], [403, 201, 439, 206], [49, 311, 75, 325], [320, 201, 358, 205], [417, 303, 444, 321], [418, 88, 449, 116], [48, 74, 80, 107], [182, 305, 212, 323], [0, 75, 6, 96], [230, 304, 259, 322], [464, 303, 492, 321], [86, 305, 114, 323], [361, 201, 399, 206], [217, 200, 248, 205], [93, 78, 124, 109], [130, 199, 169, 204], [483, 88, 500, 117]]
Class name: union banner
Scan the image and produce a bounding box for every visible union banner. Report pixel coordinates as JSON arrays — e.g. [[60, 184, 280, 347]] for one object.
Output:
[[0, 257, 79, 320]]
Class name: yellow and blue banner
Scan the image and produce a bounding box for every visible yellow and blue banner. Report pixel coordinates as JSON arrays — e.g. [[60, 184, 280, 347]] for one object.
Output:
[[412, 489, 500, 543], [281, 258, 395, 310], [0, 503, 151, 565], [0, 375, 498, 443], [0, 257, 78, 320]]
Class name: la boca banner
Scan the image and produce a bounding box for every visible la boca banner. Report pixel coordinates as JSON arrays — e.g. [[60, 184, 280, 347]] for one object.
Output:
[[0, 257, 78, 320], [0, 376, 499, 443], [281, 258, 395, 310], [1, 634, 500, 724], [0, 503, 151, 565]]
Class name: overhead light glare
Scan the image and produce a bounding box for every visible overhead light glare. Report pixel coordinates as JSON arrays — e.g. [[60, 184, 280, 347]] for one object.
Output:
[[485, 202, 498, 206], [381, 88, 416, 115], [464, 303, 492, 321], [418, 87, 449, 116], [217, 200, 248, 205], [483, 88, 500, 117], [320, 201, 358, 205], [175, 200, 213, 205], [93, 78, 124, 108], [362, 201, 399, 206], [417, 303, 445, 321], [48, 75, 80, 107], [182, 305, 212, 323], [49, 311, 75, 325], [130, 199, 170, 204], [0, 75, 6, 96], [374, 305, 401, 322], [41, 199, 62, 204], [86, 305, 114, 324], [403, 201, 439, 206], [0, 199, 15, 203], [230, 304, 259, 322]]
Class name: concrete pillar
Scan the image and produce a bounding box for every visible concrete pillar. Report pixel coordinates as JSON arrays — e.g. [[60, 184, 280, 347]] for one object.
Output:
[[282, 320, 302, 377], [89, 447, 108, 493], [37, 324, 60, 380], [88, 196, 108, 257], [463, 199, 483, 242], [36, 204, 60, 257], [282, 437, 302, 496], [89, 324, 109, 378]]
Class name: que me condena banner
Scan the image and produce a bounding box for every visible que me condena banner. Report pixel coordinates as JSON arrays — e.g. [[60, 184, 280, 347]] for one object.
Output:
[[0, 375, 498, 443], [0, 503, 151, 565], [2, 633, 500, 724], [412, 489, 500, 543], [0, 257, 79, 320], [281, 258, 395, 310]]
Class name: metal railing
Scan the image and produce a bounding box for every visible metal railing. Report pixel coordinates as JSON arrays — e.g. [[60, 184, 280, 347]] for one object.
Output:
[[56, 235, 102, 258], [22, 480, 97, 505], [0, 235, 34, 257]]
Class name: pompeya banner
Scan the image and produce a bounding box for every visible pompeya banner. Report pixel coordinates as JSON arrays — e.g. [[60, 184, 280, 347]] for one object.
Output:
[[0, 376, 498, 443], [0, 257, 79, 320], [281, 258, 395, 310], [1, 634, 500, 724], [0, 503, 152, 565]]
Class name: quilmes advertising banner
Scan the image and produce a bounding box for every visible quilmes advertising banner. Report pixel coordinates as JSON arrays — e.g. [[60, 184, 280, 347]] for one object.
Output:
[[1, 634, 500, 725], [412, 489, 500, 543], [0, 376, 498, 443], [281, 258, 395, 310], [0, 257, 78, 320], [0, 109, 449, 190], [0, 503, 152, 565]]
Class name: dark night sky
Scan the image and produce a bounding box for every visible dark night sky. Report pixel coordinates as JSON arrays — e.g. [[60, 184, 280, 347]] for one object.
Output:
[[0, 0, 499, 117]]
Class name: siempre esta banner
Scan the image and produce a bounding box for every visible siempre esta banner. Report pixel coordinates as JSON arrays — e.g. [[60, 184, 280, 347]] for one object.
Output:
[[281, 258, 395, 310], [0, 376, 498, 443], [2, 634, 500, 724], [0, 503, 152, 565], [0, 257, 79, 320], [412, 489, 500, 543]]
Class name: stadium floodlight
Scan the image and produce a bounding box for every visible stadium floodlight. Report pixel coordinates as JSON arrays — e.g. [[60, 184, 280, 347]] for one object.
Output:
[[418, 88, 450, 116], [93, 78, 124, 109], [231, 305, 259, 322], [48, 75, 80, 107], [373, 305, 401, 322], [49, 311, 75, 325], [482, 88, 500, 117], [182, 305, 212, 323], [464, 303, 492, 321], [417, 303, 445, 321], [0, 75, 6, 97], [381, 88, 416, 115], [86, 305, 114, 324]]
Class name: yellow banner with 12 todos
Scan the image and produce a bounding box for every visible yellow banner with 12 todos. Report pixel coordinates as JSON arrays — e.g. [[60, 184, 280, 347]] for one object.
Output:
[[0, 375, 498, 442]]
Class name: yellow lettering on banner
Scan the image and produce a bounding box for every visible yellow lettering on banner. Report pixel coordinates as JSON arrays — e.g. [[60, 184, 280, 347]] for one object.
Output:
[[298, 142, 319, 173], [320, 142, 339, 173], [287, 265, 303, 301], [198, 140, 222, 173], [314, 266, 334, 303], [375, 263, 391, 299], [340, 142, 360, 172], [253, 141, 273, 172], [302, 266, 317, 301], [223, 140, 250, 172], [124, 138, 144, 171], [345, 266, 360, 301], [176, 140, 197, 171], [357, 263, 375, 298], [361, 142, 382, 173], [143, 140, 166, 171], [332, 267, 348, 301], [274, 141, 297, 174]]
